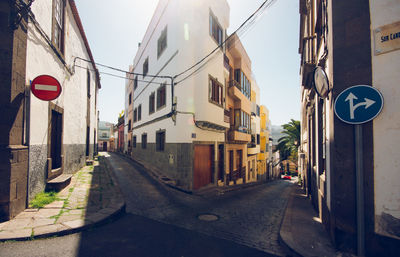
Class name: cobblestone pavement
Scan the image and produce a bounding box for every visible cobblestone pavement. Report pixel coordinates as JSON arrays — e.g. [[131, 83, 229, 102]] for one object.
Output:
[[108, 153, 293, 256], [0, 153, 293, 257]]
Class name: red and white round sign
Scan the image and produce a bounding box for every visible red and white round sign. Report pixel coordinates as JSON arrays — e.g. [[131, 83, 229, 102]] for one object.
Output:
[[31, 75, 62, 101]]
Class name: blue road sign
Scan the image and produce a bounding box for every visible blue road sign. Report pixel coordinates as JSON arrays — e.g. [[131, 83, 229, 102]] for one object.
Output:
[[334, 85, 384, 124]]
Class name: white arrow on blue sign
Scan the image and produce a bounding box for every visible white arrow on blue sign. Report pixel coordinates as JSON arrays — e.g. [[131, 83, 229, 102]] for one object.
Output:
[[334, 85, 384, 124]]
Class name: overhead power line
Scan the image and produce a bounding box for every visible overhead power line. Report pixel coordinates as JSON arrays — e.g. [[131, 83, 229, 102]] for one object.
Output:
[[74, 57, 171, 79], [73, 0, 276, 83], [173, 0, 276, 79], [74, 65, 169, 86]]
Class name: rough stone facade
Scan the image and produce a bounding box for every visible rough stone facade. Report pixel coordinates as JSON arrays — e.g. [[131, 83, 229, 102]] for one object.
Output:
[[0, 1, 29, 221], [28, 144, 47, 202], [131, 143, 194, 191]]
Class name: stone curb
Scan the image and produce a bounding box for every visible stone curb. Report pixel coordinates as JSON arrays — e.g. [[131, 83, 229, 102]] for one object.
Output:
[[0, 203, 126, 242], [0, 156, 126, 242], [278, 185, 302, 257]]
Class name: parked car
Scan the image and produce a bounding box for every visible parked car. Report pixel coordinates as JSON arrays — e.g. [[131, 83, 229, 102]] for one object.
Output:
[[282, 175, 292, 180]]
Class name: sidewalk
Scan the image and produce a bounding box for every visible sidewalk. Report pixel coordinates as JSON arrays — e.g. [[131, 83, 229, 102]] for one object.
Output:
[[279, 184, 339, 257], [0, 154, 125, 241]]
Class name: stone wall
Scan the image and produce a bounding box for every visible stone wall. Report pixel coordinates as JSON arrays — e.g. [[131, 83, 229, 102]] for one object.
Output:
[[28, 144, 47, 202], [0, 1, 29, 221], [131, 143, 193, 190]]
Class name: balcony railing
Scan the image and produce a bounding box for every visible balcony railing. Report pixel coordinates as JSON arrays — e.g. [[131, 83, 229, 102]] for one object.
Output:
[[228, 129, 251, 142], [229, 79, 241, 91]]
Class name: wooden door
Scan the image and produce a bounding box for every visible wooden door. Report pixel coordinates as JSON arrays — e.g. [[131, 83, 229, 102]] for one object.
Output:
[[194, 145, 213, 190]]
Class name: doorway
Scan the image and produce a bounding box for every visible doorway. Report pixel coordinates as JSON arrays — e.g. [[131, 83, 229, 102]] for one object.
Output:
[[50, 110, 62, 170], [193, 145, 213, 190]]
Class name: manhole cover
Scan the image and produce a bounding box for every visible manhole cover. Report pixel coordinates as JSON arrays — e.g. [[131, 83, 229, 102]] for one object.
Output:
[[197, 214, 219, 221]]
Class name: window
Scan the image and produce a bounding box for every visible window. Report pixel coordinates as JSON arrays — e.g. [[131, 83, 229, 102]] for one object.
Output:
[[234, 109, 251, 133], [209, 11, 223, 45], [149, 92, 155, 114], [138, 104, 142, 121], [133, 136, 136, 148], [143, 57, 149, 78], [129, 92, 132, 105], [209, 76, 223, 106], [128, 120, 131, 131], [134, 108, 137, 122], [52, 0, 65, 54], [157, 83, 166, 109], [157, 26, 167, 58], [87, 69, 91, 98], [256, 105, 260, 117], [257, 134, 260, 145], [234, 69, 251, 99], [134, 76, 138, 89], [141, 134, 147, 149], [156, 130, 165, 151]]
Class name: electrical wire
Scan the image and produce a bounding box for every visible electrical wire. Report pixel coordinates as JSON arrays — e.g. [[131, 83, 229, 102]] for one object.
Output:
[[74, 57, 171, 79], [173, 0, 276, 79], [74, 64, 170, 86], [73, 0, 276, 83]]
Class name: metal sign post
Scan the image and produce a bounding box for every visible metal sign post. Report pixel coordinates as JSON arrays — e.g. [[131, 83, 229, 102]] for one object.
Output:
[[355, 124, 365, 257], [334, 85, 383, 257]]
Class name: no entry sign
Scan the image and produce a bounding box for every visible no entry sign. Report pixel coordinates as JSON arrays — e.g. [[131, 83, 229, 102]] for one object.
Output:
[[31, 75, 62, 101]]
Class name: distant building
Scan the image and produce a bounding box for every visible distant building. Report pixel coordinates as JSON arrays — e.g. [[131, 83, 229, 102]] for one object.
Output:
[[299, 0, 400, 255], [0, 0, 100, 221], [98, 121, 113, 151]]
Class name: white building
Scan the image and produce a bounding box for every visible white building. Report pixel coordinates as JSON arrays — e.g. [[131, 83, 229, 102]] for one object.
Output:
[[126, 0, 231, 191], [26, 0, 100, 200]]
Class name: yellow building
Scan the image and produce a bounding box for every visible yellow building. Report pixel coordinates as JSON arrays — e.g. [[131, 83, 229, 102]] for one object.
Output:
[[258, 105, 269, 181], [246, 84, 260, 183]]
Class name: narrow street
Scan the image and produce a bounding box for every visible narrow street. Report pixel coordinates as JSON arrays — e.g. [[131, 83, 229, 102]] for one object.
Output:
[[0, 153, 294, 257]]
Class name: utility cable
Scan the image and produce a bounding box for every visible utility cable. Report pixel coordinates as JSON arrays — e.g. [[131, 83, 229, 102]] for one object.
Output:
[[74, 57, 171, 79], [73, 0, 276, 83], [173, 0, 276, 79], [74, 65, 170, 86]]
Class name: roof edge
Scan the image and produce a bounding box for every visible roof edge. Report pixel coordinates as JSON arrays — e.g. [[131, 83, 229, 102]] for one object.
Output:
[[68, 0, 101, 89]]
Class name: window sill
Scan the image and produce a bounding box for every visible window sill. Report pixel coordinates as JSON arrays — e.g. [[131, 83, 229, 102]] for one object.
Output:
[[209, 99, 223, 108], [156, 105, 166, 111]]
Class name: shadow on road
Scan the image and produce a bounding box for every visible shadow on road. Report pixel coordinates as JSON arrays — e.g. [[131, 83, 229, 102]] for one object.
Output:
[[75, 152, 282, 257], [77, 212, 276, 257]]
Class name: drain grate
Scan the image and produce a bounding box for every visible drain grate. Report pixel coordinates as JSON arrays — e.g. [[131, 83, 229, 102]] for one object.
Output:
[[197, 214, 219, 221]]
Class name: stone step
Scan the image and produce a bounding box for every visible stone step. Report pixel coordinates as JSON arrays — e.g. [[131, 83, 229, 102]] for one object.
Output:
[[46, 174, 72, 192]]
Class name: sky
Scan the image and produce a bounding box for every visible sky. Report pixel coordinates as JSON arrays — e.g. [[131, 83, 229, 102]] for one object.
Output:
[[74, 0, 300, 126]]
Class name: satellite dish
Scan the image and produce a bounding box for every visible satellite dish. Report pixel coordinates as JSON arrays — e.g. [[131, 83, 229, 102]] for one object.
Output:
[[313, 66, 330, 98]]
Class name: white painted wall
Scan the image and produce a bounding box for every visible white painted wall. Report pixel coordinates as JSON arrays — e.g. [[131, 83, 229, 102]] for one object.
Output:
[[26, 1, 98, 154], [131, 0, 230, 144], [370, 0, 400, 238]]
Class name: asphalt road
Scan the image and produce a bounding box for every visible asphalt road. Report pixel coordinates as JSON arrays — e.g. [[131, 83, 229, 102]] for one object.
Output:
[[0, 153, 294, 257]]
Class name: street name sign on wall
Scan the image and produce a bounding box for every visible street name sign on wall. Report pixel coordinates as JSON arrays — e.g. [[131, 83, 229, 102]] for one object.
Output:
[[374, 20, 400, 55], [334, 85, 384, 124], [31, 75, 62, 101]]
